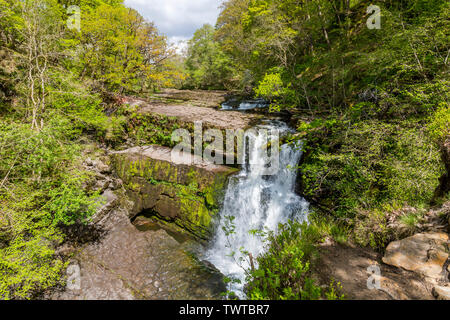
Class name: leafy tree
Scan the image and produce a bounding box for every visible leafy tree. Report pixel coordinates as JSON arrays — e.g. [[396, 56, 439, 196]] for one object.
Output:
[[246, 220, 344, 300], [77, 2, 179, 93], [184, 24, 233, 89], [0, 0, 66, 130], [0, 0, 181, 299]]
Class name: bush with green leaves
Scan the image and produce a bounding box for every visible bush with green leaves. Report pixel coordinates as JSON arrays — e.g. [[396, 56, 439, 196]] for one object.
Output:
[[0, 117, 97, 299], [0, 115, 79, 182], [0, 225, 65, 300], [299, 118, 443, 217], [245, 220, 344, 300], [255, 72, 297, 111], [428, 102, 450, 143]]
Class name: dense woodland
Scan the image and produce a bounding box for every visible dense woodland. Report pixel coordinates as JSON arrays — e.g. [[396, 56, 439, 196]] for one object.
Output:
[[0, 0, 449, 300]]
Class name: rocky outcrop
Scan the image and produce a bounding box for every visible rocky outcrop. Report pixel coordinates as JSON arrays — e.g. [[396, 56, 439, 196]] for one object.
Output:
[[421, 202, 450, 234], [382, 233, 449, 280], [50, 207, 226, 300], [315, 239, 435, 300], [146, 88, 228, 109], [382, 232, 450, 300], [112, 145, 238, 239], [125, 96, 260, 130], [50, 149, 227, 300], [316, 232, 450, 300], [433, 285, 450, 300]]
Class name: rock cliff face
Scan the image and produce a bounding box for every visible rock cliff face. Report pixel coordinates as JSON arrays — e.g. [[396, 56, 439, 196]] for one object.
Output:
[[112, 145, 238, 239], [49, 148, 228, 300]]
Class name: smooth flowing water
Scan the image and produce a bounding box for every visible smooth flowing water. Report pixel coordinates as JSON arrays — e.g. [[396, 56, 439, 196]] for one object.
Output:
[[221, 98, 268, 110], [204, 120, 310, 297]]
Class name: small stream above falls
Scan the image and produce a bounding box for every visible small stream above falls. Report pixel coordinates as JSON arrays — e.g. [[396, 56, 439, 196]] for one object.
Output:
[[221, 98, 269, 110], [203, 103, 310, 298]]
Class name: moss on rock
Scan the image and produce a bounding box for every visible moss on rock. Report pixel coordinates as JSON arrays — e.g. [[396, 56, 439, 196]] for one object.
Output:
[[112, 145, 237, 239]]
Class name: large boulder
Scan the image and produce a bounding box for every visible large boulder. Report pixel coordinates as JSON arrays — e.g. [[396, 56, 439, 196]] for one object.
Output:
[[382, 233, 449, 280], [112, 146, 238, 239]]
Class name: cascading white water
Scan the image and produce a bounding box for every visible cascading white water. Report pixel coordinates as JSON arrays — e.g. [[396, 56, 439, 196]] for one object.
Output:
[[221, 99, 268, 110], [204, 120, 310, 297]]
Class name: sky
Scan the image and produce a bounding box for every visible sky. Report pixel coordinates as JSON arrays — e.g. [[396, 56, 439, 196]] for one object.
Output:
[[124, 0, 222, 49]]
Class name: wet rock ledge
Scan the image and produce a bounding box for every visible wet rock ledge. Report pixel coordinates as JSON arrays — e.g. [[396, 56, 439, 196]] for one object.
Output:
[[112, 145, 238, 239], [49, 147, 228, 300]]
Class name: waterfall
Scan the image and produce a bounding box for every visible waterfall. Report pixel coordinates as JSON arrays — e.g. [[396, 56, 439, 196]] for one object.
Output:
[[203, 120, 310, 297], [221, 98, 268, 110]]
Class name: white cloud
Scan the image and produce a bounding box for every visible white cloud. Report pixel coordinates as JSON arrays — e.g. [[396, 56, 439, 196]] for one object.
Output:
[[124, 0, 221, 44]]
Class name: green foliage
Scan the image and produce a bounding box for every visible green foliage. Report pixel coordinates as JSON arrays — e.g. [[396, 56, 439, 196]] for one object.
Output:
[[246, 220, 343, 300], [44, 173, 98, 226], [0, 177, 95, 299], [0, 0, 187, 301], [353, 207, 394, 251], [75, 0, 184, 93], [184, 24, 234, 90], [428, 102, 450, 143], [0, 0, 447, 301], [0, 116, 79, 182], [47, 71, 108, 134], [299, 119, 443, 217], [0, 226, 65, 300], [297, 115, 444, 252], [215, 0, 449, 115], [254, 72, 297, 111], [400, 212, 423, 230], [0, 116, 97, 299], [254, 73, 284, 99], [184, 0, 450, 294]]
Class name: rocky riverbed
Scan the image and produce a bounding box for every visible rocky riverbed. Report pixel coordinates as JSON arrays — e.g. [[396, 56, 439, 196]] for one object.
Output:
[[49, 152, 227, 300], [51, 207, 225, 300]]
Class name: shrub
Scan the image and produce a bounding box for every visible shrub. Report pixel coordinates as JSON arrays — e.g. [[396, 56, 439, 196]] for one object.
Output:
[[299, 119, 443, 216], [428, 102, 450, 143], [246, 220, 344, 300], [0, 116, 80, 184], [0, 117, 97, 299], [0, 225, 65, 300], [255, 72, 297, 111]]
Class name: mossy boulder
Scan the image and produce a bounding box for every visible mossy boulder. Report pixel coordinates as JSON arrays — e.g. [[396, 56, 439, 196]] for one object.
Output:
[[112, 146, 238, 239]]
